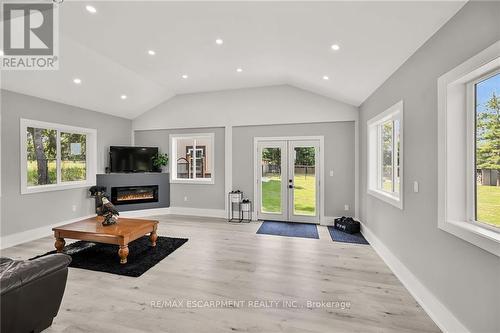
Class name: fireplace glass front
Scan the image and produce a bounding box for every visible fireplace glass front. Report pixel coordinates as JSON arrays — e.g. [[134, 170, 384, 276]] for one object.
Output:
[[111, 185, 159, 205]]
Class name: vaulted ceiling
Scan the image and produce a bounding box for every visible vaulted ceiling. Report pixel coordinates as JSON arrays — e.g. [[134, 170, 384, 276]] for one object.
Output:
[[1, 1, 466, 119]]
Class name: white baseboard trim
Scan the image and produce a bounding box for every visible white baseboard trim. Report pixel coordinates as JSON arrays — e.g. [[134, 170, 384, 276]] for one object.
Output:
[[359, 221, 469, 333], [322, 216, 336, 226], [168, 206, 226, 219], [119, 207, 171, 218], [120, 207, 226, 219], [322, 216, 362, 226], [0, 214, 96, 250]]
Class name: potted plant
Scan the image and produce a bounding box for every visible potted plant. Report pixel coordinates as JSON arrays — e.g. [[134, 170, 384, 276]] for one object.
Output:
[[152, 152, 169, 172]]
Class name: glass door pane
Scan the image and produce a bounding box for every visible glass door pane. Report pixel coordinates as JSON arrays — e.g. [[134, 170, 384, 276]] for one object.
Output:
[[293, 146, 316, 216], [261, 147, 282, 214]]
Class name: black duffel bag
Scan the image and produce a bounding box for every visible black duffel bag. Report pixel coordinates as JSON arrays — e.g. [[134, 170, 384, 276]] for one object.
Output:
[[334, 216, 360, 234]]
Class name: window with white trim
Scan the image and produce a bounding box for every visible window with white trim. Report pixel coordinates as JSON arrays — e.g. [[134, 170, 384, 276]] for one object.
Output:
[[468, 71, 499, 230], [438, 41, 499, 257], [20, 119, 97, 194], [170, 133, 214, 184], [367, 101, 403, 209]]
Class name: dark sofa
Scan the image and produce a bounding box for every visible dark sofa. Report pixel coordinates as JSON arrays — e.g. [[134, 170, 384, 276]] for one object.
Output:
[[0, 254, 71, 333]]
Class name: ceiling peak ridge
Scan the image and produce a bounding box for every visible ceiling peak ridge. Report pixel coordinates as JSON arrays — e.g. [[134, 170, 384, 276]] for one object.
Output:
[[131, 83, 359, 120]]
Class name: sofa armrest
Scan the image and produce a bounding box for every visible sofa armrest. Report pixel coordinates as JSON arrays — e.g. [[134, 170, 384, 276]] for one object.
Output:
[[1, 254, 71, 295]]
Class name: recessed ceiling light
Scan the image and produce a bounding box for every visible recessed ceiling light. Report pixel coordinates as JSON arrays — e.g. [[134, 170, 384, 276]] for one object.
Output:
[[120, 94, 127, 100], [181, 74, 188, 79], [215, 38, 224, 45], [236, 68, 243, 73], [331, 44, 340, 51], [323, 75, 329, 80], [85, 5, 97, 14], [73, 78, 82, 84], [147, 50, 156, 56]]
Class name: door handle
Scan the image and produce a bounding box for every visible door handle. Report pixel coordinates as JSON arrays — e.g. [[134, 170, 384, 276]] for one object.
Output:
[[288, 184, 294, 189]]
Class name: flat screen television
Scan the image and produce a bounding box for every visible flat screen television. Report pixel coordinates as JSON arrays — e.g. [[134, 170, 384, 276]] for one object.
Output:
[[109, 146, 159, 173]]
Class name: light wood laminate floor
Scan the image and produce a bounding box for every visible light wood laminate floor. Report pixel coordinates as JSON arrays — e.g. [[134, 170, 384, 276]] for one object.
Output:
[[1, 215, 440, 333]]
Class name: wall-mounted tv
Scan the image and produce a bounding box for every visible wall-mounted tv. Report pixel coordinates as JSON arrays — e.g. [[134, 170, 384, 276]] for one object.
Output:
[[109, 146, 159, 173]]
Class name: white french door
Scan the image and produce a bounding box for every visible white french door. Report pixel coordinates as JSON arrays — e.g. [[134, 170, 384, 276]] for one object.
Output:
[[256, 139, 320, 224]]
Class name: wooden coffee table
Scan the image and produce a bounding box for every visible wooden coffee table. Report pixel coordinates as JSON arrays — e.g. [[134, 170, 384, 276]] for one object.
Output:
[[53, 217, 158, 264]]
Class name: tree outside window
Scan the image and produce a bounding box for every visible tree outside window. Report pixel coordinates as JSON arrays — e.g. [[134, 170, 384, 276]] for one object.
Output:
[[27, 127, 57, 186], [475, 73, 500, 228]]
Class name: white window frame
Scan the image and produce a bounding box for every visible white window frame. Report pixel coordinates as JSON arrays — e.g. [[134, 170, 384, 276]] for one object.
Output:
[[438, 41, 500, 257], [467, 69, 500, 233], [20, 119, 97, 194], [367, 101, 404, 209], [169, 133, 215, 184]]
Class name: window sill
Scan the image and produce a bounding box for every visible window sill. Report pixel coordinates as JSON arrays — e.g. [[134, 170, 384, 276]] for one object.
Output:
[[21, 180, 96, 195], [438, 219, 500, 257], [170, 179, 215, 185], [367, 188, 403, 209]]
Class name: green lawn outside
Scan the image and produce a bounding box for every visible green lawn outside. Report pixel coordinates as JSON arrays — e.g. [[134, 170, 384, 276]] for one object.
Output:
[[293, 175, 316, 215], [477, 185, 500, 227], [261, 174, 316, 216], [28, 160, 86, 185], [28, 160, 57, 186], [261, 176, 282, 213], [382, 180, 392, 192], [382, 179, 401, 193]]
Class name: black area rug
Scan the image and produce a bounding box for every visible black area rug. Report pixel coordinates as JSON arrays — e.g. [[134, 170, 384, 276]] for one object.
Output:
[[31, 236, 188, 277]]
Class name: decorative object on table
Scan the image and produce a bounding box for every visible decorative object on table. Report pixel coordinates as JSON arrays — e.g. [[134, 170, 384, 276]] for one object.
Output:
[[98, 197, 119, 226], [333, 216, 360, 234], [240, 198, 253, 222], [227, 190, 243, 222], [151, 152, 169, 172], [89, 185, 108, 212]]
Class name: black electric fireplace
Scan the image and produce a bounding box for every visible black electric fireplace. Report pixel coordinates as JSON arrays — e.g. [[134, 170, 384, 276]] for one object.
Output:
[[111, 185, 159, 205]]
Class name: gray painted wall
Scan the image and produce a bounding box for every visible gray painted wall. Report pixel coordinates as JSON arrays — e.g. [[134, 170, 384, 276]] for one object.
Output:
[[358, 2, 500, 333], [233, 122, 355, 218], [134, 127, 225, 210], [1, 90, 132, 236], [133, 85, 357, 130]]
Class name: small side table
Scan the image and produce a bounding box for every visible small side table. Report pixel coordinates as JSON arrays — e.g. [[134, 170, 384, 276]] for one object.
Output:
[[228, 191, 243, 222], [240, 200, 252, 223]]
